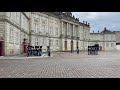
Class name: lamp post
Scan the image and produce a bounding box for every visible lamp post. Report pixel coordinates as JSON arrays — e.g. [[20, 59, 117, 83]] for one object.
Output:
[[48, 35, 51, 56], [88, 39, 90, 46]]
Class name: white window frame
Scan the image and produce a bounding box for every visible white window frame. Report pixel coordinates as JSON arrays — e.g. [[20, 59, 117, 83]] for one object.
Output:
[[35, 37, 39, 46], [42, 38, 46, 46], [56, 27, 58, 36], [42, 21, 46, 34], [56, 40, 59, 46], [50, 26, 53, 36], [106, 43, 109, 47], [34, 23, 39, 33], [16, 31, 19, 44], [9, 27, 14, 43], [50, 39, 53, 46], [111, 43, 114, 47]]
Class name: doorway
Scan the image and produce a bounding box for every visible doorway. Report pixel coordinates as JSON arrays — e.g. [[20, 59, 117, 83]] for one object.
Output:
[[71, 41, 73, 51], [65, 41, 67, 51]]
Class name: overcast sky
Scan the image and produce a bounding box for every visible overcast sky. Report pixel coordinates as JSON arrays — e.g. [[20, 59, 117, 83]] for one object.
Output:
[[72, 12, 120, 33]]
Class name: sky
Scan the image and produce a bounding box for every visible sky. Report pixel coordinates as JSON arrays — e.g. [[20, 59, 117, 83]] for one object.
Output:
[[72, 12, 120, 33]]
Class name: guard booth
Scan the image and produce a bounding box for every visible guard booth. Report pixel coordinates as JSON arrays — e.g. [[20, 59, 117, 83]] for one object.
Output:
[[0, 35, 4, 56], [23, 38, 28, 56]]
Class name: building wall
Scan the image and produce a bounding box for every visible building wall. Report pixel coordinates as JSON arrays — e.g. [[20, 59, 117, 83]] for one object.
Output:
[[90, 33, 116, 51], [4, 12, 120, 56], [114, 31, 120, 43], [0, 12, 30, 56]]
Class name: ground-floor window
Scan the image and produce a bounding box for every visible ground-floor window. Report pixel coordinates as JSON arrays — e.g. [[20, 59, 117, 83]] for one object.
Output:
[[42, 38, 46, 46], [111, 43, 114, 47], [56, 40, 59, 46], [35, 37, 38, 46], [106, 43, 109, 47]]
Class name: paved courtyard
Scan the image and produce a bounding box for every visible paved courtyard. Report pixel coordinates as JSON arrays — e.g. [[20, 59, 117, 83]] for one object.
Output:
[[0, 51, 120, 78]]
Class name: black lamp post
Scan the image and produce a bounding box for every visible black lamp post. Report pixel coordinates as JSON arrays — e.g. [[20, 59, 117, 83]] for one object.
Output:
[[48, 35, 51, 56]]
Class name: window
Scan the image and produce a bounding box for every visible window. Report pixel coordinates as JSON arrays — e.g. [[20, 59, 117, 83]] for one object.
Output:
[[56, 27, 58, 36], [50, 39, 53, 46], [106, 43, 109, 47], [42, 21, 46, 34], [16, 12, 20, 24], [111, 43, 114, 47], [35, 38, 38, 46], [74, 29, 76, 36], [34, 14, 39, 20], [50, 27, 53, 36], [9, 27, 14, 43], [34, 23, 39, 33], [16, 32, 19, 44], [41, 16, 47, 21], [42, 38, 46, 46], [56, 40, 59, 46]]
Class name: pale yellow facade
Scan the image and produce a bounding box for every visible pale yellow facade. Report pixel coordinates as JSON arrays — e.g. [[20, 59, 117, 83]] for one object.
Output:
[[0, 12, 91, 56]]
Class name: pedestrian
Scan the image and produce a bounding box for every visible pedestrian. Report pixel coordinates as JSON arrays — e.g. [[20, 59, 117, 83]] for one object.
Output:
[[77, 47, 79, 54], [88, 46, 90, 55]]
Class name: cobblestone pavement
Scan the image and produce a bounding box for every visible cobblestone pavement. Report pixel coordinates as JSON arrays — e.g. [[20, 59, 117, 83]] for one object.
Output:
[[0, 51, 120, 78]]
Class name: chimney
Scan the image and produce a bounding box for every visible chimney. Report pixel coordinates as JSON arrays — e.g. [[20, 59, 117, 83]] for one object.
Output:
[[93, 31, 94, 33], [86, 21, 87, 24], [98, 31, 99, 33]]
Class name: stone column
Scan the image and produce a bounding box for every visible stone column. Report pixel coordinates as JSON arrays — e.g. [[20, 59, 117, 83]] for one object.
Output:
[[67, 23, 68, 36], [62, 21, 64, 35], [73, 24, 74, 37], [68, 23, 70, 36]]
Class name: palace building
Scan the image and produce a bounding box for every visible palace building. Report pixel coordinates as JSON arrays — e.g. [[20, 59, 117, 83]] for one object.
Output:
[[90, 28, 116, 51], [0, 12, 119, 56], [0, 12, 90, 56]]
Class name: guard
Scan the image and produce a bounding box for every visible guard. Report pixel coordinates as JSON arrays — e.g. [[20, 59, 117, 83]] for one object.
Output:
[[39, 46, 42, 56], [90, 46, 92, 55], [47, 46, 50, 57], [96, 47, 98, 55]]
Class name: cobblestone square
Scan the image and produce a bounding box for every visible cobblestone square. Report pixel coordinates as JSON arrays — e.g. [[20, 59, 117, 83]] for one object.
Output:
[[0, 51, 120, 78]]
